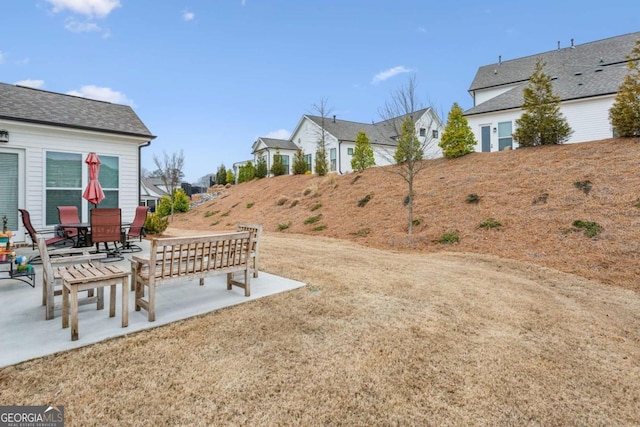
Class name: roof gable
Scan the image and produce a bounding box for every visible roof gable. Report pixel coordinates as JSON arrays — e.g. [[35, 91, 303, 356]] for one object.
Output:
[[0, 82, 154, 138]]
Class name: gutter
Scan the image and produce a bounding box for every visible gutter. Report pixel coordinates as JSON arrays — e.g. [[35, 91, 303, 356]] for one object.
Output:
[[138, 140, 153, 206]]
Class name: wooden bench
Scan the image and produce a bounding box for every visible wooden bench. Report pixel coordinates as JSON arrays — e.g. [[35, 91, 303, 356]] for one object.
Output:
[[131, 231, 253, 322]]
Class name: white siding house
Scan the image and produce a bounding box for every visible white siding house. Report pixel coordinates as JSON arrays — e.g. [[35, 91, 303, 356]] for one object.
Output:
[[253, 108, 443, 175], [464, 32, 639, 152], [0, 83, 155, 244]]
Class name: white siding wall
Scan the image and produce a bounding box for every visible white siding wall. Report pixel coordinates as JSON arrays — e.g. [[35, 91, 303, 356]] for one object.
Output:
[[290, 119, 339, 174], [3, 120, 145, 242], [466, 96, 616, 152]]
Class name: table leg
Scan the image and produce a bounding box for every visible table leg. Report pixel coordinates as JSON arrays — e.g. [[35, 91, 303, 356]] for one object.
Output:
[[71, 285, 79, 341], [109, 284, 116, 318], [62, 284, 69, 329], [121, 277, 128, 328]]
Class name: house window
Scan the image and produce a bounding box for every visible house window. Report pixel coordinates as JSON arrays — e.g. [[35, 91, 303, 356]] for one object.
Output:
[[432, 130, 439, 139], [46, 151, 82, 225], [498, 121, 513, 150], [347, 148, 354, 155], [281, 155, 290, 174], [330, 148, 337, 171], [305, 154, 312, 172], [96, 155, 119, 208], [45, 152, 120, 225], [419, 128, 426, 137]]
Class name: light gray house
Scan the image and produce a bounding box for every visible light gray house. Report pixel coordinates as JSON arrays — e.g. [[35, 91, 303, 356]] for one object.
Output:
[[0, 83, 155, 244], [252, 108, 443, 175], [464, 31, 640, 152]]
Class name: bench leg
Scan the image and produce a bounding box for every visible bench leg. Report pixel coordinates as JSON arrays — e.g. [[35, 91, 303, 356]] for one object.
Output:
[[70, 285, 79, 341], [148, 283, 156, 322], [122, 277, 128, 328], [109, 284, 116, 318], [62, 284, 69, 329]]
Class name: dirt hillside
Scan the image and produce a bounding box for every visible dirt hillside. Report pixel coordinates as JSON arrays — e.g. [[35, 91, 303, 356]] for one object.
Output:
[[171, 137, 640, 292]]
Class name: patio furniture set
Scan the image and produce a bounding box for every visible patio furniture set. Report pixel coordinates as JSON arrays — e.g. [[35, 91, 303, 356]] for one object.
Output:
[[28, 220, 261, 341]]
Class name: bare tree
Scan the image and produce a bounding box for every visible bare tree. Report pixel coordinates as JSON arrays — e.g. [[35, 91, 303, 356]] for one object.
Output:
[[378, 75, 439, 234], [153, 150, 185, 220], [310, 98, 334, 176]]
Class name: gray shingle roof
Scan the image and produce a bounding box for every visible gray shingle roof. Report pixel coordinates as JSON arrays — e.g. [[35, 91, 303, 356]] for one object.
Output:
[[0, 82, 155, 138], [464, 32, 640, 116], [258, 137, 299, 150], [306, 107, 433, 147]]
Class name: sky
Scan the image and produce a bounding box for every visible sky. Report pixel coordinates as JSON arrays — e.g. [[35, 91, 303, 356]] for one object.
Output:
[[1, 1, 639, 183]]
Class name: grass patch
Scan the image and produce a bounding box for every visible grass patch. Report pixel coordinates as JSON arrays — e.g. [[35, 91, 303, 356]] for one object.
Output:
[[572, 220, 602, 238], [277, 222, 291, 231], [574, 180, 593, 195], [290, 199, 299, 208], [203, 210, 219, 218], [533, 192, 549, 205], [246, 202, 254, 208], [312, 225, 327, 231], [350, 175, 362, 185], [358, 194, 372, 207], [479, 217, 502, 229], [220, 210, 230, 217], [311, 202, 322, 211], [437, 231, 460, 244], [465, 193, 480, 204], [351, 228, 371, 237], [304, 214, 322, 225], [209, 220, 220, 226]]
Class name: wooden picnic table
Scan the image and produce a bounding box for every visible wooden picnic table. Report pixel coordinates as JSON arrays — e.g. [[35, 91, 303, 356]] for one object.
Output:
[[61, 263, 130, 341]]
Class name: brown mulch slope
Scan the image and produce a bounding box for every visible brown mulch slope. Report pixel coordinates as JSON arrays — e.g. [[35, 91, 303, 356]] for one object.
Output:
[[176, 137, 640, 292]]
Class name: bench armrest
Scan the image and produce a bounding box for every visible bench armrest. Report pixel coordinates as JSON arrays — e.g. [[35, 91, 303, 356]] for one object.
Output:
[[131, 254, 149, 265]]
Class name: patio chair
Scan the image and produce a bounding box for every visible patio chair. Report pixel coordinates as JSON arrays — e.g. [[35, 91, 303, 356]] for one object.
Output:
[[121, 206, 148, 253], [37, 234, 107, 320], [90, 208, 124, 261], [57, 206, 81, 243], [19, 209, 71, 250], [237, 223, 262, 278]]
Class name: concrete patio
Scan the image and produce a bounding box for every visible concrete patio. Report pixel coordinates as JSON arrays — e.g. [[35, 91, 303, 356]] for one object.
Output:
[[0, 238, 305, 368]]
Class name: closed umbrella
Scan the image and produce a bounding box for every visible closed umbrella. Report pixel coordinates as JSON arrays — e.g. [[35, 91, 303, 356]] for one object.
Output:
[[83, 152, 105, 207]]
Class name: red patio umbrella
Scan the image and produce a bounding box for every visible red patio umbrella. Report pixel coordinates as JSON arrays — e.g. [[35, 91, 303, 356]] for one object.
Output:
[[83, 152, 105, 207]]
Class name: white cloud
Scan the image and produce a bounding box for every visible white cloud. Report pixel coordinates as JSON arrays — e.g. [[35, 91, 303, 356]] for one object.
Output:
[[66, 85, 134, 105], [182, 11, 195, 21], [241, 0, 247, 6], [64, 17, 101, 33], [371, 66, 413, 85], [265, 129, 291, 140], [45, 0, 121, 18], [15, 79, 45, 89]]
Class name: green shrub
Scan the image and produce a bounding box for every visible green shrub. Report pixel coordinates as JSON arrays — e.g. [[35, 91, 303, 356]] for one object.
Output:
[[290, 199, 299, 208], [210, 220, 220, 226], [144, 213, 169, 235], [311, 202, 322, 211], [221, 210, 230, 217], [572, 220, 602, 238], [204, 211, 216, 218], [358, 194, 372, 207], [465, 193, 480, 204], [156, 188, 190, 217], [278, 222, 291, 231], [574, 180, 593, 195], [351, 228, 371, 237], [437, 231, 459, 244], [246, 202, 254, 209], [304, 214, 322, 224], [277, 197, 288, 206], [312, 225, 327, 231], [479, 218, 502, 229]]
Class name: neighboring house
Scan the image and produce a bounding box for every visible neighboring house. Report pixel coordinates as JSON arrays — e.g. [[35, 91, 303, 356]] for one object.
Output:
[[251, 137, 300, 175], [252, 109, 443, 175], [0, 83, 155, 243], [464, 31, 640, 152], [140, 178, 168, 212]]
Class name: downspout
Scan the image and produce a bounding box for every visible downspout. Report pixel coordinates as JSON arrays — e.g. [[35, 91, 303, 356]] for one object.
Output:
[[338, 140, 343, 174], [138, 140, 152, 206]]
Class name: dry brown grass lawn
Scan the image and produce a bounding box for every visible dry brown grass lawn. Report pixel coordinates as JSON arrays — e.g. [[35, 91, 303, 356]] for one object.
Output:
[[1, 138, 640, 426]]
